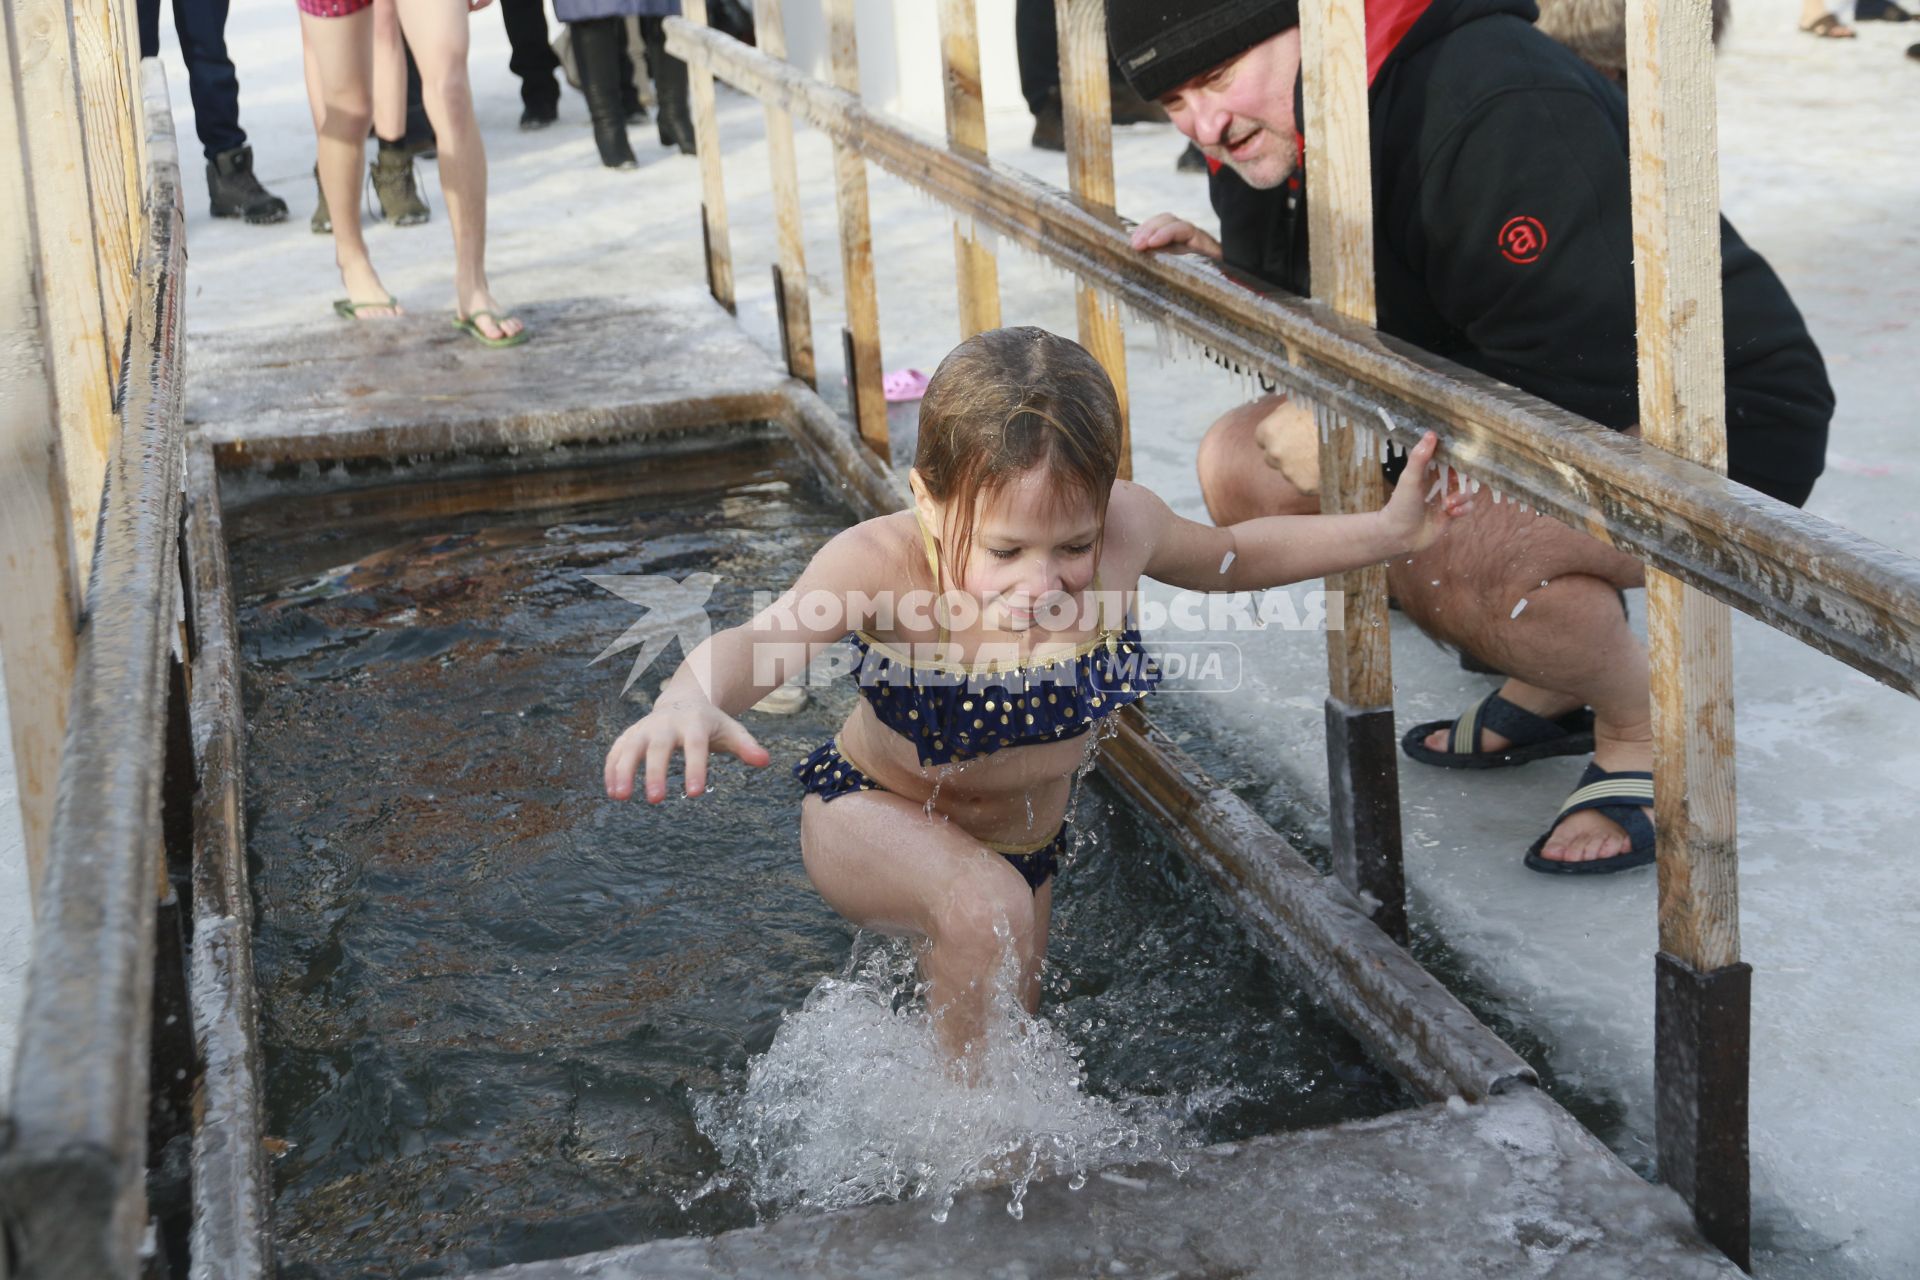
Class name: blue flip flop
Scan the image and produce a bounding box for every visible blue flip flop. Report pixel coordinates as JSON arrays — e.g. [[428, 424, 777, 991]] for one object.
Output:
[[1523, 762, 1656, 875], [1402, 692, 1596, 770]]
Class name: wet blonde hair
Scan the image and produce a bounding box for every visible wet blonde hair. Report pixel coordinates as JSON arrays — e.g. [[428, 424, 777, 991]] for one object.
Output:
[[912, 327, 1123, 581]]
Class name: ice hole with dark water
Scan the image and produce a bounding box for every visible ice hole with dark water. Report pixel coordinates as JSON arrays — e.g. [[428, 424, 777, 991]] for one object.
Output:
[[227, 435, 1410, 1274]]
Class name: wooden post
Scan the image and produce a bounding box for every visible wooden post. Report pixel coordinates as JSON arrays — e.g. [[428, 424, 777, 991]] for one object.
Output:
[[1052, 0, 1130, 477], [1299, 0, 1405, 942], [753, 0, 815, 384], [1626, 0, 1748, 1266], [7, 0, 118, 591], [823, 0, 888, 459], [0, 12, 84, 900], [72, 0, 142, 382], [935, 0, 1001, 339], [682, 0, 735, 312]]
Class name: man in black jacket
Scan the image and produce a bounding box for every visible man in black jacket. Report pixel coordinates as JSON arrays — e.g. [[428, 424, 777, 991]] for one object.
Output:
[[1112, 0, 1833, 874]]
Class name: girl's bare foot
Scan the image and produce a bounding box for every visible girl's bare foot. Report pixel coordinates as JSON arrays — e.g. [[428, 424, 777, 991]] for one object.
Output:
[[1800, 0, 1857, 35], [337, 256, 400, 318], [454, 283, 525, 343]]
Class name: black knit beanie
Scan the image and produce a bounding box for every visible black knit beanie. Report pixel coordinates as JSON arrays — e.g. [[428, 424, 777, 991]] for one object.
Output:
[[1106, 0, 1302, 102]]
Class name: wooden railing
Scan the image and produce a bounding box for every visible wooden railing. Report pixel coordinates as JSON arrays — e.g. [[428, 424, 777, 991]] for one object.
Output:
[[2, 0, 156, 903], [666, 3, 1920, 1266], [0, 40, 190, 1276]]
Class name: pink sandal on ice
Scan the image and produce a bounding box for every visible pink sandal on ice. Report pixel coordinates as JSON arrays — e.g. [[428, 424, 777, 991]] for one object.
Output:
[[882, 368, 930, 403]]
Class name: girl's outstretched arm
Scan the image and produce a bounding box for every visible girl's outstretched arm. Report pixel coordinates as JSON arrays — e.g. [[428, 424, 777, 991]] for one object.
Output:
[[604, 518, 900, 804], [1137, 431, 1472, 591]]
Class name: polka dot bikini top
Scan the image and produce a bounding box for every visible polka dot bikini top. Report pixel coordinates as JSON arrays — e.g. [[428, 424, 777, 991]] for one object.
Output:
[[847, 515, 1158, 768]]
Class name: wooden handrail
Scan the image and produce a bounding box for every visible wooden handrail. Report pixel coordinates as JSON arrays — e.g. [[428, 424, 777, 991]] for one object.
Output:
[[0, 62, 187, 1277], [663, 17, 1920, 700]]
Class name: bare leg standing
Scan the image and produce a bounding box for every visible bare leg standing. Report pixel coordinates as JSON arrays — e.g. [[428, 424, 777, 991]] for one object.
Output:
[[301, 8, 400, 315], [394, 0, 523, 341], [801, 792, 1054, 1065]]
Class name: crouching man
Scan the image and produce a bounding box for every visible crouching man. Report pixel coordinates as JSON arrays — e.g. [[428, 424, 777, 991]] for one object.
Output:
[[1112, 0, 1832, 873]]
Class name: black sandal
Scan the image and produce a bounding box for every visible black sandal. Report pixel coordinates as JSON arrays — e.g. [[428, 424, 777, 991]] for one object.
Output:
[[1523, 763, 1656, 876], [1401, 692, 1595, 770]]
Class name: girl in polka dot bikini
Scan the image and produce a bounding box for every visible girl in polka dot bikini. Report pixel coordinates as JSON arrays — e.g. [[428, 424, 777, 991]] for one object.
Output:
[[604, 326, 1468, 1065]]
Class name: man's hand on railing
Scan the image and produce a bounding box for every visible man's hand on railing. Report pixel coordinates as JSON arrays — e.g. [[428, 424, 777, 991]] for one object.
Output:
[[1128, 213, 1223, 260]]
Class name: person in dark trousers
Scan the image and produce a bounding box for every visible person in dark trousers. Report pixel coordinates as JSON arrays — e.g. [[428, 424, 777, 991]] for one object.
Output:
[[554, 0, 693, 168], [500, 0, 564, 128], [1115, 0, 1833, 876], [139, 0, 288, 222], [1015, 0, 1169, 151]]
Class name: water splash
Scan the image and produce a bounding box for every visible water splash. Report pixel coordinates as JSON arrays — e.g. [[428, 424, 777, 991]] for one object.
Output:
[[688, 935, 1189, 1224]]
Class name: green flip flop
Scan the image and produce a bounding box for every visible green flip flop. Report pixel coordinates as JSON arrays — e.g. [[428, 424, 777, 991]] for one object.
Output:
[[333, 296, 399, 319], [452, 309, 530, 348]]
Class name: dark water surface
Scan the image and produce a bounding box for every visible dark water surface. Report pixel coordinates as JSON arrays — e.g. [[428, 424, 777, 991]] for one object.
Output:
[[228, 435, 1410, 1278]]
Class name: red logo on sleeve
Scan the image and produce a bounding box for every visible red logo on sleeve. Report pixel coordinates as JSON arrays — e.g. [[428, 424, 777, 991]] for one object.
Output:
[[1498, 216, 1548, 264]]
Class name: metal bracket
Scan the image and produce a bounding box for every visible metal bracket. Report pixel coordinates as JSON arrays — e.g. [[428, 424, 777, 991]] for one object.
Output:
[[1324, 699, 1407, 944], [1656, 951, 1752, 1270]]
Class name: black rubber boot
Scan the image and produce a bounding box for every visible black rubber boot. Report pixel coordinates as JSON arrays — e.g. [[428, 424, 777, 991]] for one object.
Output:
[[574, 18, 637, 169], [208, 145, 289, 224], [1030, 91, 1065, 152], [641, 16, 695, 155]]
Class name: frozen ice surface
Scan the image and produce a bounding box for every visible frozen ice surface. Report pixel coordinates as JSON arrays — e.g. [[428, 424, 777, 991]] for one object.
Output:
[[23, 0, 1891, 1274], [467, 1089, 1740, 1279]]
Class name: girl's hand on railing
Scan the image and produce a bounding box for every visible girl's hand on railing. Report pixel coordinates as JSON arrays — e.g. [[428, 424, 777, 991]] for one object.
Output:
[[1385, 431, 1474, 553], [604, 697, 771, 804]]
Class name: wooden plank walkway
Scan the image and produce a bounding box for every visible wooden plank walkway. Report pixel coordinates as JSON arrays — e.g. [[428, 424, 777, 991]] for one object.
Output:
[[186, 289, 792, 464]]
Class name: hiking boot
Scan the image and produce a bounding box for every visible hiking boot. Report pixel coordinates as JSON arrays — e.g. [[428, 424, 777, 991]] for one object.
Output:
[[310, 165, 331, 235], [208, 145, 289, 224], [370, 145, 430, 226]]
